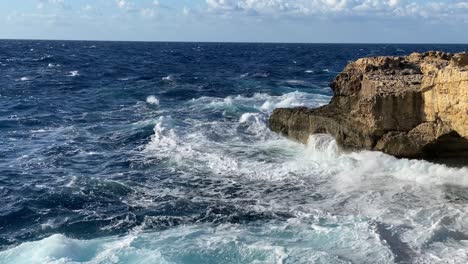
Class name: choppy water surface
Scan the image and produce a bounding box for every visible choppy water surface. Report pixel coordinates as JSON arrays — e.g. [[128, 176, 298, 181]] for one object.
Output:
[[0, 41, 468, 263]]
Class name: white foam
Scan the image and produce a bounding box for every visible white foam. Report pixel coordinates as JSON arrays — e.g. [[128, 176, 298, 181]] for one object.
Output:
[[332, 148, 468, 191], [304, 134, 340, 161], [3, 119, 468, 264], [284, 80, 308, 85], [257, 91, 328, 112], [19, 77, 30, 81], [146, 95, 160, 105], [0, 221, 396, 264], [293, 135, 468, 191], [145, 116, 177, 152], [146, 91, 468, 187], [30, 129, 47, 133], [253, 72, 269, 77], [40, 218, 68, 231], [138, 90, 468, 263], [162, 75, 174, 81], [188, 92, 330, 120], [239, 112, 258, 124], [260, 93, 301, 111], [67, 71, 79, 77]]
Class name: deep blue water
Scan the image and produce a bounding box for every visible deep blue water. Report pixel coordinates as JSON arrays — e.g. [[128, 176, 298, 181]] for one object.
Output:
[[1, 41, 468, 263]]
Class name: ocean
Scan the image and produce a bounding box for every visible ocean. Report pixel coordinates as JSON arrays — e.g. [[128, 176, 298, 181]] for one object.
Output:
[[0, 40, 468, 263]]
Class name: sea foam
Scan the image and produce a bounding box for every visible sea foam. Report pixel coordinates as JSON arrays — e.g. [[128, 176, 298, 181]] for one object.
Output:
[[146, 95, 160, 105], [67, 71, 79, 77], [0, 222, 395, 264], [4, 215, 467, 264]]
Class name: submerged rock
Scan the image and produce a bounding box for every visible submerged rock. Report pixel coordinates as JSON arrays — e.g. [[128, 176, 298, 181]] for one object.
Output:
[[269, 51, 468, 161]]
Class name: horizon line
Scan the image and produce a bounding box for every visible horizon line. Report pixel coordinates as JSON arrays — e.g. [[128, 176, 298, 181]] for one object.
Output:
[[1, 38, 467, 45]]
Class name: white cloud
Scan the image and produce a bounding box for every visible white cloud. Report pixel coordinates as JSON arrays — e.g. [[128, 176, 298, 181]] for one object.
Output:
[[205, 0, 468, 22], [140, 8, 156, 18], [116, 0, 134, 10], [387, 0, 400, 7], [80, 3, 102, 16], [456, 2, 468, 9], [116, 0, 139, 14], [206, 0, 237, 11], [36, 0, 65, 9]]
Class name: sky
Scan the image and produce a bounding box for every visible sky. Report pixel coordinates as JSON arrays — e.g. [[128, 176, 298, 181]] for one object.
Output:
[[0, 0, 467, 43]]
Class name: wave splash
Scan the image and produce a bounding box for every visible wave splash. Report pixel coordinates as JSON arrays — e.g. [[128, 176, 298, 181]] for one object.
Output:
[[0, 221, 395, 264], [138, 91, 468, 263], [2, 91, 468, 263], [143, 91, 468, 188], [3, 216, 468, 264]]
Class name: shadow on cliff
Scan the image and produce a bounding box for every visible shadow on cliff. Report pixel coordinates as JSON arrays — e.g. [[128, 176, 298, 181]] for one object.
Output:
[[422, 131, 468, 167]]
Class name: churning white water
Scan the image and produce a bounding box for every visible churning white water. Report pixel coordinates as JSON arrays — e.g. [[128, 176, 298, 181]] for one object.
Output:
[[1, 91, 467, 264]]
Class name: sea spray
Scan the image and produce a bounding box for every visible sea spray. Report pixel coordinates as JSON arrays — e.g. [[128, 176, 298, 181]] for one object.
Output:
[[146, 95, 160, 105]]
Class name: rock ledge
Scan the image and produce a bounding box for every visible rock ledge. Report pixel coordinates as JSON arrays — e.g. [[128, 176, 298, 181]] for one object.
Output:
[[269, 51, 468, 161]]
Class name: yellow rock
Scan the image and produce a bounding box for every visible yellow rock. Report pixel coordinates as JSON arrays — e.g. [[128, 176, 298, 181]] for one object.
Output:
[[269, 51, 468, 163]]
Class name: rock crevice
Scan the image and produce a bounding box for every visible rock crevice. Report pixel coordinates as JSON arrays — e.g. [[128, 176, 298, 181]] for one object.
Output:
[[269, 51, 468, 160]]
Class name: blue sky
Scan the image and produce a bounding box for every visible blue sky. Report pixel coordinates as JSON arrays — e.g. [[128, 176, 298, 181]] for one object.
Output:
[[1, 0, 467, 43]]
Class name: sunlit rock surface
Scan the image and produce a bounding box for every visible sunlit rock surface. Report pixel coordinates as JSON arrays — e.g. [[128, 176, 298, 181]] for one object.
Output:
[[270, 51, 468, 161]]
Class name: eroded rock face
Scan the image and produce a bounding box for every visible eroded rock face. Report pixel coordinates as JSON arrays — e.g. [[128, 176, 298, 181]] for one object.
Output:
[[269, 51, 468, 160]]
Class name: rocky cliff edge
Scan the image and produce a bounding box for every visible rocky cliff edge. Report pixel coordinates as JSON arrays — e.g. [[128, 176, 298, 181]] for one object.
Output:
[[269, 51, 468, 161]]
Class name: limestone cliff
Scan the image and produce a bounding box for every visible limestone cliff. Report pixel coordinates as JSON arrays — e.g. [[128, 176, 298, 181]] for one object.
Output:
[[269, 51, 468, 161]]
